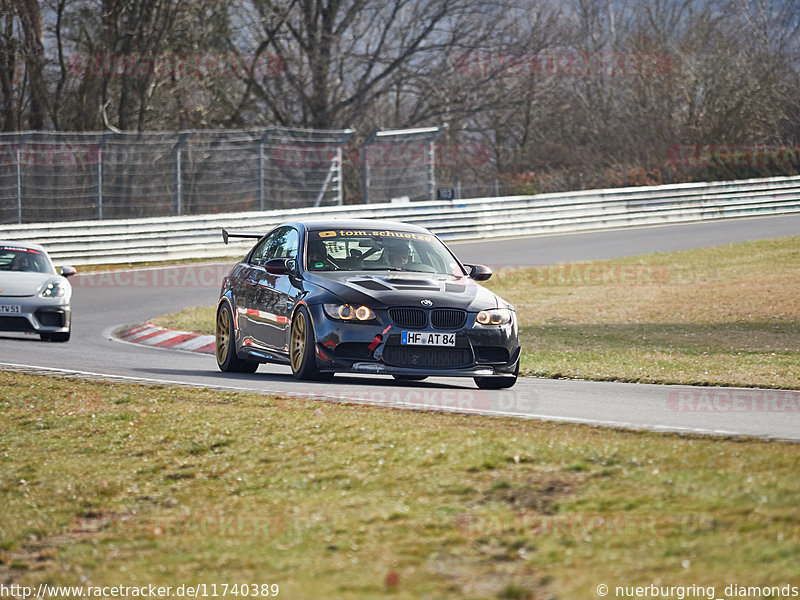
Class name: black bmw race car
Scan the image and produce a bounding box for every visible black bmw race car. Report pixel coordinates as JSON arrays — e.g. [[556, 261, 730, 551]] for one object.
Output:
[[215, 219, 519, 388]]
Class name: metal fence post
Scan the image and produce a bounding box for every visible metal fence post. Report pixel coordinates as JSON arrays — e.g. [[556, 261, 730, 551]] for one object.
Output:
[[258, 129, 271, 210], [336, 145, 343, 205], [97, 148, 103, 220], [174, 140, 182, 216], [258, 135, 266, 211], [361, 143, 371, 204], [428, 139, 436, 201], [96, 133, 112, 220], [174, 132, 190, 216], [16, 148, 22, 224]]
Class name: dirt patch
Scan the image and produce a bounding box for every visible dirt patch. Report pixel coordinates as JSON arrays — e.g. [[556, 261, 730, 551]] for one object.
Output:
[[474, 471, 583, 514]]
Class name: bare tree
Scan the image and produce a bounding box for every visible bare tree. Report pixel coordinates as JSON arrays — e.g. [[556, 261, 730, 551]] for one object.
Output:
[[0, 0, 48, 130], [230, 0, 513, 129], [0, 1, 18, 130]]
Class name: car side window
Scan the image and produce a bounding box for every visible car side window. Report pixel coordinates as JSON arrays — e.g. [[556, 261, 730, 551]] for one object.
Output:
[[270, 227, 299, 259], [249, 231, 280, 266]]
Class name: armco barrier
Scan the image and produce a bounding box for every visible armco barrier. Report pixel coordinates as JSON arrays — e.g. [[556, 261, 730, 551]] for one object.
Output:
[[2, 175, 800, 265]]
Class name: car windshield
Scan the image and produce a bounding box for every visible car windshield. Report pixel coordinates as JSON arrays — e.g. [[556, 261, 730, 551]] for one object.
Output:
[[0, 246, 53, 274], [306, 228, 466, 276]]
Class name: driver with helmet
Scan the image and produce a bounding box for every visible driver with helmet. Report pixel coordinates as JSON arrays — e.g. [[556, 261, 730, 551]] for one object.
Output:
[[383, 240, 411, 269]]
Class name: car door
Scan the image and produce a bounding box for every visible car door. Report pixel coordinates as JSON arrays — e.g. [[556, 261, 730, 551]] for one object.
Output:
[[254, 226, 300, 352], [236, 231, 278, 345]]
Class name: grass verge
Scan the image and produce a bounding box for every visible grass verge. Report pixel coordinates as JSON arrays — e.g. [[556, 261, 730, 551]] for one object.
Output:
[[152, 235, 800, 390], [1, 371, 799, 599], [151, 306, 216, 335], [491, 235, 800, 389]]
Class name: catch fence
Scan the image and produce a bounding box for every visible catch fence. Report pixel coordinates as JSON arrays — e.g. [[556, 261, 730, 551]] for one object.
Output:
[[0, 127, 355, 224]]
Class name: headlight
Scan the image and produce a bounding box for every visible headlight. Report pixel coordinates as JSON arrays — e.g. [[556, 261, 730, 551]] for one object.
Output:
[[474, 308, 512, 326], [323, 303, 376, 321], [40, 282, 66, 298]]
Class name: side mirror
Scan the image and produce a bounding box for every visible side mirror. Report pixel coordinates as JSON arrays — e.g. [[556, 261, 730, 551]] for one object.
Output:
[[265, 258, 290, 275], [60, 266, 77, 278], [465, 263, 492, 281]]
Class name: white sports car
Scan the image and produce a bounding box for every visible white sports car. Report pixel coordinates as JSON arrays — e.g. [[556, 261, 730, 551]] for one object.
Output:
[[0, 242, 76, 342]]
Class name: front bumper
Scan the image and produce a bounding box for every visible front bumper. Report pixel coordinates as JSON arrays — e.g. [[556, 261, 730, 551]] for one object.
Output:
[[0, 298, 71, 334], [347, 362, 512, 378], [306, 304, 520, 378]]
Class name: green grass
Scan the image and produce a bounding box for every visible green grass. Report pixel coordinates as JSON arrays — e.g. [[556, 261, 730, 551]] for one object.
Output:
[[1, 371, 799, 599], [153, 235, 800, 389], [152, 305, 216, 334], [490, 234, 800, 389]]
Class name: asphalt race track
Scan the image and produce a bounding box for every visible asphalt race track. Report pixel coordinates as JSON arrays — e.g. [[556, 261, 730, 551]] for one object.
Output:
[[2, 214, 799, 441]]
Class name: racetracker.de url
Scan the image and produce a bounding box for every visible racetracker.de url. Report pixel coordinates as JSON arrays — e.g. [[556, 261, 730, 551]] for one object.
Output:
[[0, 583, 279, 599], [597, 583, 799, 599]]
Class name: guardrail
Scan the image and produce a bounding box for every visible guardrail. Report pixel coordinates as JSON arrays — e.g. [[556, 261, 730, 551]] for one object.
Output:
[[2, 174, 800, 265]]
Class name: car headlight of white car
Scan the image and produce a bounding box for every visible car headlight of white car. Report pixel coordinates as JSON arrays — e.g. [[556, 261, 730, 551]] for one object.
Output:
[[40, 281, 67, 298]]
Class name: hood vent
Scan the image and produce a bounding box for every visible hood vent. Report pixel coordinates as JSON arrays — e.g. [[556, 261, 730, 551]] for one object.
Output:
[[385, 278, 437, 287], [351, 279, 392, 291], [444, 283, 466, 294]]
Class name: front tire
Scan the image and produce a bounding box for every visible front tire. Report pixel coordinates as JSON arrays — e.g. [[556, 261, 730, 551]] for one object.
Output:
[[474, 361, 518, 389], [289, 306, 332, 380], [216, 303, 258, 373]]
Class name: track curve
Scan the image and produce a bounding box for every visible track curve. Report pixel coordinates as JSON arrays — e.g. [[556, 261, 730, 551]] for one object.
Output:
[[2, 214, 799, 441]]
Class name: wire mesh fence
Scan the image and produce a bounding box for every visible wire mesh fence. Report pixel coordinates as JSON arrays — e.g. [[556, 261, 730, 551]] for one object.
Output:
[[0, 125, 520, 225], [0, 128, 354, 224], [361, 126, 445, 204]]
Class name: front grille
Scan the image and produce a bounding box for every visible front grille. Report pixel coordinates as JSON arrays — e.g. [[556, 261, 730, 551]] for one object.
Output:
[[0, 316, 34, 332], [389, 307, 427, 329], [431, 308, 466, 329], [383, 346, 472, 369]]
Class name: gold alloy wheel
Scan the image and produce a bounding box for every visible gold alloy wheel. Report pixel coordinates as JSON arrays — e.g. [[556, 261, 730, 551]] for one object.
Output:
[[290, 311, 306, 372], [216, 307, 230, 365]]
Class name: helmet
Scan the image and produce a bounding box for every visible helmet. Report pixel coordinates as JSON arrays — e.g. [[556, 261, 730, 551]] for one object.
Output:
[[11, 253, 32, 271], [384, 239, 411, 256], [384, 240, 411, 266]]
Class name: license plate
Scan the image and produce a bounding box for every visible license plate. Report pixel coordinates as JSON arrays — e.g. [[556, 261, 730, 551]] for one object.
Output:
[[401, 331, 456, 346], [0, 305, 22, 314]]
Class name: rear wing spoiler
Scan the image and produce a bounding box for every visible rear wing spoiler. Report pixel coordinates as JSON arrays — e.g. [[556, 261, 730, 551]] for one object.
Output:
[[222, 228, 263, 245]]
